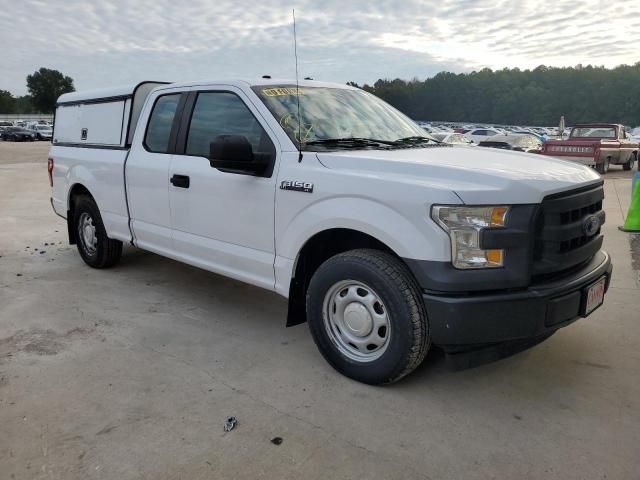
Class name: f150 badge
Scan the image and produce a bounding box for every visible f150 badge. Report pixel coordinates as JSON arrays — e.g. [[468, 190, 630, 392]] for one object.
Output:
[[280, 180, 314, 193]]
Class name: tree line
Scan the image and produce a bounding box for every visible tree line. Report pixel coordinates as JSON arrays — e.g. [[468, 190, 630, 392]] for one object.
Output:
[[4, 64, 640, 126], [1, 68, 75, 114], [349, 63, 640, 126]]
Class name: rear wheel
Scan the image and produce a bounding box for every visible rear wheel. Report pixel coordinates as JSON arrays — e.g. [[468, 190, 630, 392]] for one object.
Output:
[[73, 195, 122, 268], [596, 157, 610, 174], [306, 249, 429, 385], [623, 153, 636, 171]]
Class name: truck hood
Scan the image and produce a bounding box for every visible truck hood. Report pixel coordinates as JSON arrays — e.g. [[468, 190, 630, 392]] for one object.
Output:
[[315, 145, 601, 204]]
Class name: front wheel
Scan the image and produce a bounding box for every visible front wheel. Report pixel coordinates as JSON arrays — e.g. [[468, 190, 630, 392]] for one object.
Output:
[[73, 195, 122, 268], [306, 249, 429, 385]]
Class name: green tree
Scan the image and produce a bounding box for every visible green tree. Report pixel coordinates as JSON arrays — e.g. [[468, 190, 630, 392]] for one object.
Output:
[[14, 96, 37, 114], [26, 68, 75, 113], [355, 63, 640, 126], [0, 90, 15, 113]]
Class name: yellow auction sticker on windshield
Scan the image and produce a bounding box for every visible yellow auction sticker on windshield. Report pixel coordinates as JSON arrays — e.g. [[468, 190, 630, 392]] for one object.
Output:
[[262, 87, 304, 97]]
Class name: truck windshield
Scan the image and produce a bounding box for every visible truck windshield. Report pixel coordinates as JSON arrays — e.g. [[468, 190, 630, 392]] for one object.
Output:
[[570, 127, 616, 139], [252, 85, 431, 149]]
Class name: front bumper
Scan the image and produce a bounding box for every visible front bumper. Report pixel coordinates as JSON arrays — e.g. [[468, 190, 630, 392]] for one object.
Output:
[[423, 250, 612, 348]]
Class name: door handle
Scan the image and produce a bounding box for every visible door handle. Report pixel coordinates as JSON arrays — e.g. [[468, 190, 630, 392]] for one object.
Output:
[[170, 174, 190, 188]]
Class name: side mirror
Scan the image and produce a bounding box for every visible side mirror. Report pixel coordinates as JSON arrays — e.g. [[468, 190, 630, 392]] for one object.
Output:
[[209, 135, 269, 176]]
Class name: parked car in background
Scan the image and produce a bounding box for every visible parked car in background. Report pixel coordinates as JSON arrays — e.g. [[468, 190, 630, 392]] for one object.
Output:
[[1, 126, 36, 141], [464, 128, 502, 144], [431, 132, 475, 146], [541, 123, 638, 173], [477, 134, 543, 153], [29, 124, 53, 140]]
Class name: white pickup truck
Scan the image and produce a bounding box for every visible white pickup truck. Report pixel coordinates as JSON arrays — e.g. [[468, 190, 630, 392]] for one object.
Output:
[[49, 79, 612, 384]]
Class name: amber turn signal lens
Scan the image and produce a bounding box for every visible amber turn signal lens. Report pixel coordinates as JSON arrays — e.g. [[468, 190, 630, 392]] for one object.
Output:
[[486, 249, 504, 265], [490, 207, 508, 227]]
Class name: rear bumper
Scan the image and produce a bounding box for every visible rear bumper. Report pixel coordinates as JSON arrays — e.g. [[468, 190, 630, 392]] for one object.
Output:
[[423, 250, 612, 347]]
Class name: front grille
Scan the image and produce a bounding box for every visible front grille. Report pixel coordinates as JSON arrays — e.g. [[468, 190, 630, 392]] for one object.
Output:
[[533, 184, 605, 278]]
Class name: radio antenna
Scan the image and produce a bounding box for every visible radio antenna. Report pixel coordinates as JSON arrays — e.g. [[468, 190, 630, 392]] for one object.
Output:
[[293, 9, 303, 162]]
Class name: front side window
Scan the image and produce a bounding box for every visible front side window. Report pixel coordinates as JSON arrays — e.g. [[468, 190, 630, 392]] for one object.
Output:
[[252, 85, 430, 149], [144, 94, 180, 153], [185, 92, 270, 158]]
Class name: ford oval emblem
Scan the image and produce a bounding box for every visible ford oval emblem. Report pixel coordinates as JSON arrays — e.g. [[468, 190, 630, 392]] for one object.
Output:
[[583, 215, 600, 237]]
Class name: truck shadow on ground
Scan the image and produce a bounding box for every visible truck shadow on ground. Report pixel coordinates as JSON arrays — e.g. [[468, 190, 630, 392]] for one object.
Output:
[[110, 246, 591, 395]]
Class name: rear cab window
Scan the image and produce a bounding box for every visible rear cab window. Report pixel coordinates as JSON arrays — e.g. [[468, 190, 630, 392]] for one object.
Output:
[[144, 94, 181, 153]]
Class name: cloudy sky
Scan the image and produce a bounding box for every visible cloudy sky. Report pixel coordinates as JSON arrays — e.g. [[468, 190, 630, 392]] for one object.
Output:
[[2, 0, 638, 95]]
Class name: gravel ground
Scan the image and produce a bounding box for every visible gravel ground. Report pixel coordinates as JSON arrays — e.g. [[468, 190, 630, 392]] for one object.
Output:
[[0, 139, 51, 165]]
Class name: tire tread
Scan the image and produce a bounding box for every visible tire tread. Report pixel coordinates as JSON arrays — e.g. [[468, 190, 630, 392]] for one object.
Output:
[[74, 195, 122, 268]]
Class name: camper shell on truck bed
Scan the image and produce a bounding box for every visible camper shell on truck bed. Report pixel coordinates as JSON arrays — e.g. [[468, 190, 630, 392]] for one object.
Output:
[[54, 81, 169, 148]]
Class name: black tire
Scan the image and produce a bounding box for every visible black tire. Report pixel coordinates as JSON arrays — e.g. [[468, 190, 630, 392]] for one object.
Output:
[[623, 153, 636, 171], [306, 249, 429, 385], [73, 195, 122, 268], [596, 157, 610, 174]]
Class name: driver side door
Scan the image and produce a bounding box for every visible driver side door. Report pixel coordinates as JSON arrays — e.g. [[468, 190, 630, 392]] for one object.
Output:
[[168, 88, 279, 290]]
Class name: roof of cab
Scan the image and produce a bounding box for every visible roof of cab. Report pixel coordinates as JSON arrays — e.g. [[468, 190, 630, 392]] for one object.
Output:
[[57, 78, 357, 104], [152, 78, 357, 92]]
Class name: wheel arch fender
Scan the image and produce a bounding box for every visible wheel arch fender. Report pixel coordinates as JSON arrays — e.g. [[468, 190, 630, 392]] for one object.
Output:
[[65, 179, 99, 245], [279, 197, 443, 327], [278, 196, 440, 263], [64, 164, 101, 210]]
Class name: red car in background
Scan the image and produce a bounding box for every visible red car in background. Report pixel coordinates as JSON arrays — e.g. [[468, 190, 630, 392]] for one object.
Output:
[[541, 124, 638, 174]]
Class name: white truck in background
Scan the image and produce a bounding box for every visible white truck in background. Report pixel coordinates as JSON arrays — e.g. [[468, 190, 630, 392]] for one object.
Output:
[[49, 79, 612, 384]]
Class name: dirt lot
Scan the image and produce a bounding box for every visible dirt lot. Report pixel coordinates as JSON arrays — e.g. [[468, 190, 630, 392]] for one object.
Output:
[[1, 141, 639, 480]]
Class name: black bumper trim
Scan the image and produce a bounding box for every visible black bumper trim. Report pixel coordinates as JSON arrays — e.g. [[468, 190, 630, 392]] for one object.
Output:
[[423, 251, 612, 346]]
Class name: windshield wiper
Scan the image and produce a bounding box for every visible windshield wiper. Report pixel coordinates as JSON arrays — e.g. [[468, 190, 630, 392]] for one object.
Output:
[[304, 137, 397, 149], [391, 136, 440, 145]]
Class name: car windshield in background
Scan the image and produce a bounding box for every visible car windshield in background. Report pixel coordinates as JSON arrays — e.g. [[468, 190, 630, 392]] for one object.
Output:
[[571, 127, 616, 138], [252, 85, 432, 150]]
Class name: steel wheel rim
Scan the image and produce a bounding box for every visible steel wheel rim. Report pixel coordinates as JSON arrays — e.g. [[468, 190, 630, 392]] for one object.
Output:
[[322, 280, 391, 362], [79, 212, 97, 255]]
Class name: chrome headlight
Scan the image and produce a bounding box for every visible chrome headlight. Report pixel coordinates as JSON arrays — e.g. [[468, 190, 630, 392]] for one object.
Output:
[[431, 206, 509, 269]]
